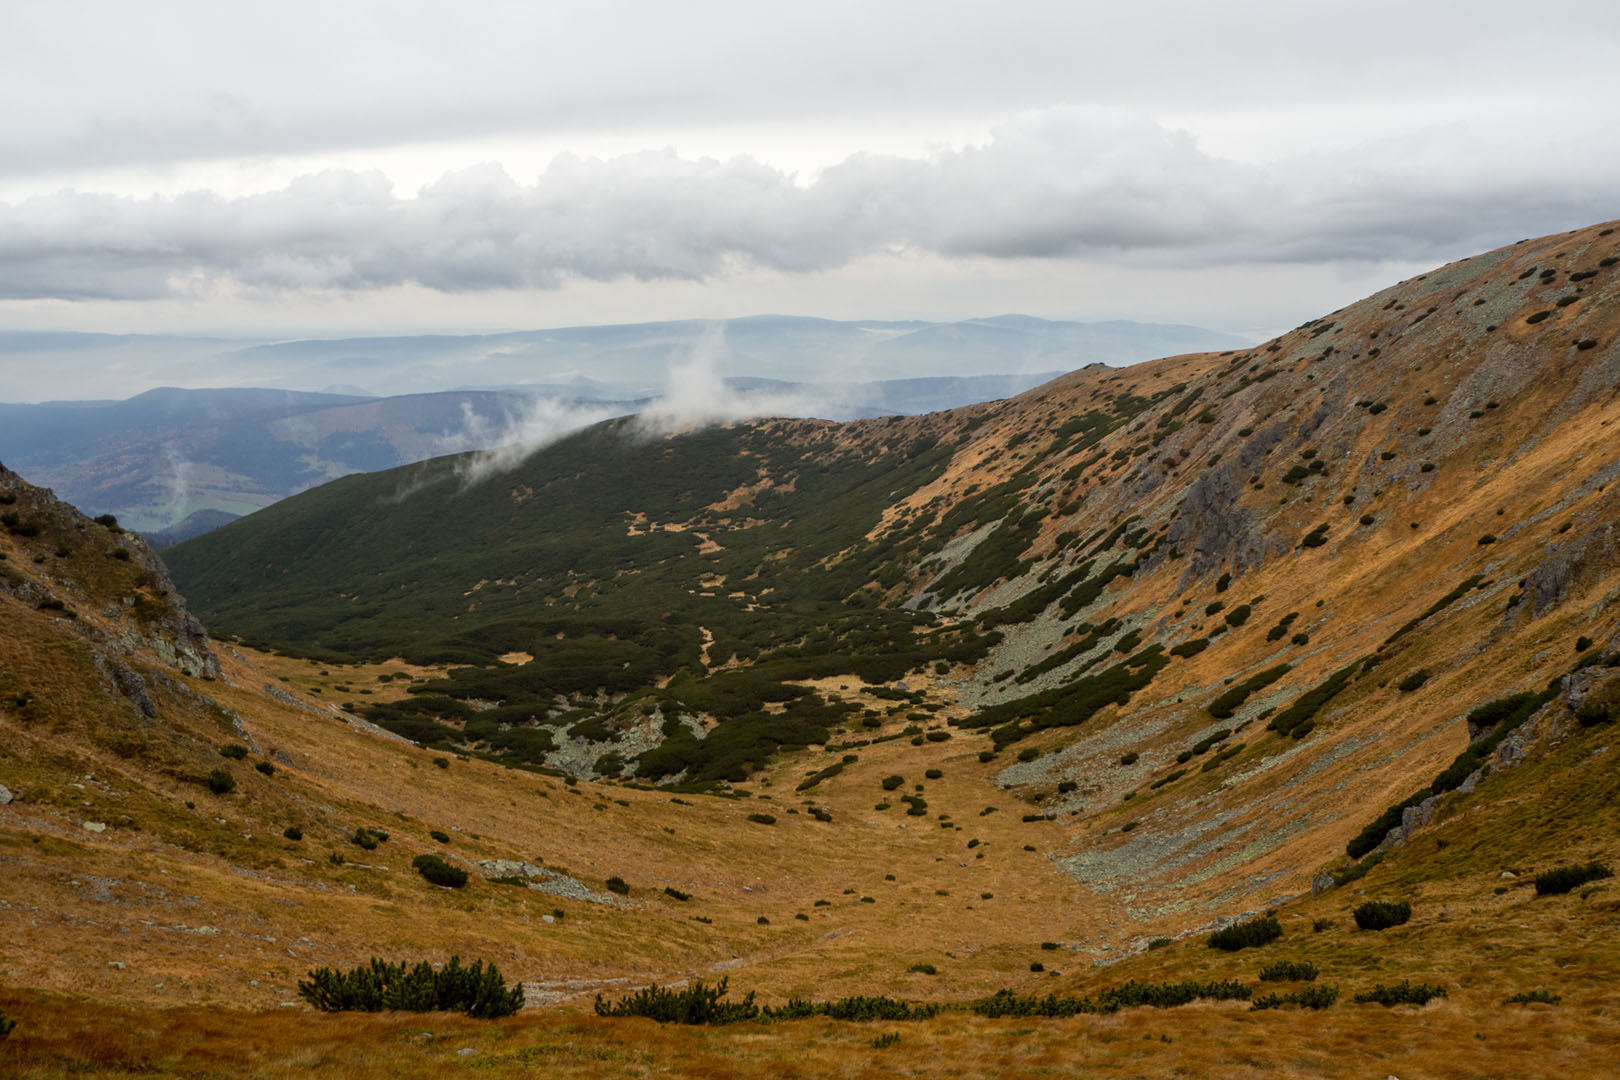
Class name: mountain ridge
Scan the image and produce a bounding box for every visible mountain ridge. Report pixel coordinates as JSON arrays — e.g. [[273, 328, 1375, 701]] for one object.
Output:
[[3, 222, 1620, 1076]]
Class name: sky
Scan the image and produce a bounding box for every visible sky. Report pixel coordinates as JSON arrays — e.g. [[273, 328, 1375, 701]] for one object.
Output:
[[2, 0, 1618, 343]]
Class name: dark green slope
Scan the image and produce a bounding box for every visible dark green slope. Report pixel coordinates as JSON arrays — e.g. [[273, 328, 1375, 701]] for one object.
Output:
[[165, 415, 997, 780]]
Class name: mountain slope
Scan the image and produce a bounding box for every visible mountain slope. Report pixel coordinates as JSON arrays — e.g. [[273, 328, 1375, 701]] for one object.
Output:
[[5, 223, 1620, 1077], [165, 219, 1620, 924]]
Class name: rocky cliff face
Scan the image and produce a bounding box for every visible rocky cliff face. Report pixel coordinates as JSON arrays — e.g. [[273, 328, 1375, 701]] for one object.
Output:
[[1, 461, 219, 685]]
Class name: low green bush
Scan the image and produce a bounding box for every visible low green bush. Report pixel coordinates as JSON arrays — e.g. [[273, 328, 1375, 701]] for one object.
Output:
[[595, 978, 759, 1024], [1505, 989, 1560, 1005], [1208, 916, 1282, 951], [605, 875, 631, 895], [1259, 960, 1318, 982], [881, 774, 904, 791], [412, 854, 468, 888], [1397, 669, 1429, 692], [1251, 984, 1338, 1010], [205, 769, 236, 795], [746, 812, 777, 825], [1353, 980, 1447, 1006], [1534, 861, 1612, 896], [283, 826, 303, 841], [298, 956, 522, 1017], [1353, 900, 1411, 930], [973, 978, 1250, 1018], [218, 744, 249, 760]]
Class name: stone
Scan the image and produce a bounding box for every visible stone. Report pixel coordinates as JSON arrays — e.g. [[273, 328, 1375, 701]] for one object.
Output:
[[0, 783, 12, 804], [1311, 874, 1335, 896], [83, 821, 107, 833], [1500, 870, 1517, 879]]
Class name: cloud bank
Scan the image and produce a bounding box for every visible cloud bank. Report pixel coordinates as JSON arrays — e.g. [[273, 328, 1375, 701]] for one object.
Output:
[[4, 107, 1614, 303]]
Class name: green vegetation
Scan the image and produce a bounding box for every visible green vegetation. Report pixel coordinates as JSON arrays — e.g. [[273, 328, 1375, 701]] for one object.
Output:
[[1353, 900, 1412, 930], [1208, 664, 1290, 718], [1505, 989, 1561, 1005], [204, 769, 235, 795], [1268, 658, 1364, 740], [972, 979, 1250, 1017], [1397, 669, 1430, 692], [593, 979, 942, 1024], [1353, 980, 1447, 1007], [1259, 960, 1318, 982], [297, 956, 522, 1017], [1207, 916, 1282, 952], [1534, 861, 1613, 896], [1251, 984, 1338, 1010], [411, 854, 467, 888]]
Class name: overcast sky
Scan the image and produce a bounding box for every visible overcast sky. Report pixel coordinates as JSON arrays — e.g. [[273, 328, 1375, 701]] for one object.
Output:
[[2, 0, 1618, 341]]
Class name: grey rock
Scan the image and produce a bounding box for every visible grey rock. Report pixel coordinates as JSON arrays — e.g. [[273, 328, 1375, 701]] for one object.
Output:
[[1311, 874, 1335, 896], [0, 783, 12, 804], [1400, 796, 1436, 840]]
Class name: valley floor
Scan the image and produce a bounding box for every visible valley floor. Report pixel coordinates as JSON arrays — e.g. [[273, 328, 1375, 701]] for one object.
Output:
[[2, 989, 1618, 1079]]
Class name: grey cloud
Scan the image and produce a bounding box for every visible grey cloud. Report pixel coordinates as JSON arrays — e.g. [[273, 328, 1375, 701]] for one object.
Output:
[[1, 107, 1615, 302], [6, 2, 1618, 178]]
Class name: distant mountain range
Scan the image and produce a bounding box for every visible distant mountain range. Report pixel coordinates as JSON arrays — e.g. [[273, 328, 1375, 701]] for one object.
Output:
[[0, 315, 1250, 531], [0, 314, 1249, 403]]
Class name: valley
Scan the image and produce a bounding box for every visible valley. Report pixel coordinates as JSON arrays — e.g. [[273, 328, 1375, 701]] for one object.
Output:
[[2, 221, 1619, 1077]]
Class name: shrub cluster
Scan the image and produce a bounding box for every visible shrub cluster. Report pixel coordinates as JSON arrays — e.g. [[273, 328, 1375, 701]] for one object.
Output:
[[592, 979, 941, 1025], [412, 854, 468, 888], [1259, 960, 1318, 982], [1352, 980, 1447, 1007], [1251, 984, 1338, 1010], [1505, 989, 1560, 1005], [1208, 664, 1291, 719], [765, 995, 940, 1021], [1269, 659, 1362, 740], [298, 956, 522, 1017], [1353, 900, 1411, 930], [972, 978, 1250, 1018], [1207, 916, 1282, 952], [1534, 861, 1613, 896]]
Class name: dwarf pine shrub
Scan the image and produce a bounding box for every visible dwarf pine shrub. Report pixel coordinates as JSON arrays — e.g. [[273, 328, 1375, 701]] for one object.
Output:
[[412, 854, 468, 888], [595, 978, 759, 1023], [1353, 900, 1412, 930], [205, 769, 236, 795], [298, 956, 522, 1017], [1259, 960, 1318, 982], [1207, 915, 1282, 951], [1505, 989, 1561, 1005], [1251, 984, 1338, 1010], [1353, 980, 1447, 1006], [605, 875, 631, 895], [972, 979, 1249, 1018], [1534, 861, 1613, 896]]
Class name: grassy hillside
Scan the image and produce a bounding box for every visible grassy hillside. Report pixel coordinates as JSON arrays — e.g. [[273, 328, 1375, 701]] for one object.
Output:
[[3, 221, 1620, 1076]]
